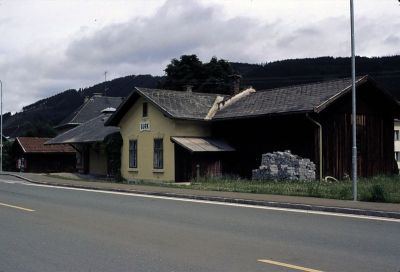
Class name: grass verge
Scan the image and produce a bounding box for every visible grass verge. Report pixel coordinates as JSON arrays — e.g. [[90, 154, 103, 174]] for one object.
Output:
[[184, 176, 400, 203], [47, 173, 400, 203]]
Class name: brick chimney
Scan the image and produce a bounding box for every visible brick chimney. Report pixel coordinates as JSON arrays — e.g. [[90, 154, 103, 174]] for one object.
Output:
[[229, 74, 242, 95]]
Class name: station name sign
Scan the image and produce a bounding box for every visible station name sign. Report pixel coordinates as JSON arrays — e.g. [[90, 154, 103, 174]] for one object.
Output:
[[140, 121, 150, 131]]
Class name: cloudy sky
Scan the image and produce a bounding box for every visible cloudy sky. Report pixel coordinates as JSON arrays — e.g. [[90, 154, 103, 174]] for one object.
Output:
[[0, 0, 399, 112]]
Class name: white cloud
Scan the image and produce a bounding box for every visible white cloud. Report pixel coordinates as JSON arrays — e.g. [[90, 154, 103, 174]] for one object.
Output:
[[0, 0, 399, 112]]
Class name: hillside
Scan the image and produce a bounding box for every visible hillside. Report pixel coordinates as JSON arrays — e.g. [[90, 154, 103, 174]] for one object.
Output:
[[3, 56, 399, 138], [3, 75, 160, 138], [231, 56, 400, 97]]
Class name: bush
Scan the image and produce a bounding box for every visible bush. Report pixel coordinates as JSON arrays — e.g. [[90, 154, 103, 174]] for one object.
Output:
[[360, 184, 387, 202], [186, 175, 400, 203]]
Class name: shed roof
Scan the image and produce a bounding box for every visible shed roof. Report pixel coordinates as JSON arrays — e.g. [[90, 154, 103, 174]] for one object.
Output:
[[47, 113, 120, 145], [56, 95, 124, 129], [16, 137, 75, 154], [213, 76, 368, 119], [171, 137, 235, 152]]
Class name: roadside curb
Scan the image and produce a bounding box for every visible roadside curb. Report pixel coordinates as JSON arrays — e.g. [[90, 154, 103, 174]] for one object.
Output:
[[2, 172, 400, 220]]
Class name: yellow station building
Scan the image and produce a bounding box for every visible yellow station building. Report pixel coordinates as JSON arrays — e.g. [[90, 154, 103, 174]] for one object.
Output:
[[106, 87, 235, 182]]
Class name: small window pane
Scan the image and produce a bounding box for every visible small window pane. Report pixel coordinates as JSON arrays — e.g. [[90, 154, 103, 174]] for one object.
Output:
[[143, 103, 148, 117], [129, 140, 137, 168], [153, 139, 163, 169], [395, 130, 399, 141]]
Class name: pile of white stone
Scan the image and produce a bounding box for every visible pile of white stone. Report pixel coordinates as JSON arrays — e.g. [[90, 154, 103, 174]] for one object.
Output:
[[252, 150, 316, 181]]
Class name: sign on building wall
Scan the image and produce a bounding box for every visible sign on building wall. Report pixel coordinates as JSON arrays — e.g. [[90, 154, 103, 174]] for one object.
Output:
[[140, 121, 150, 132]]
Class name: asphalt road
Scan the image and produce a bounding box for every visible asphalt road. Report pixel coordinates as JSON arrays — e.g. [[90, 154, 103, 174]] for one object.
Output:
[[0, 177, 399, 272]]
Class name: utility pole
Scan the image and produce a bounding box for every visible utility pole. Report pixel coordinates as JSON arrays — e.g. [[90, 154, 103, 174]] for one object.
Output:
[[350, 0, 357, 201], [104, 71, 108, 96]]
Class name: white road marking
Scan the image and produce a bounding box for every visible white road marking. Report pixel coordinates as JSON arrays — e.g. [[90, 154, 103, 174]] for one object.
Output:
[[0, 178, 29, 185], [258, 259, 323, 272], [6, 181, 399, 223], [0, 202, 35, 212]]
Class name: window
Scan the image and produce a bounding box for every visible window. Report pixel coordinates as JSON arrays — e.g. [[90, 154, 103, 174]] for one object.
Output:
[[142, 102, 148, 117], [153, 138, 163, 169], [395, 130, 399, 141], [129, 140, 137, 168], [395, 152, 400, 162]]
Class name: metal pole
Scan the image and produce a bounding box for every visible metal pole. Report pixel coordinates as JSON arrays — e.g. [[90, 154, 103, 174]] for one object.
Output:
[[104, 71, 108, 96], [350, 0, 357, 201], [0, 79, 3, 173]]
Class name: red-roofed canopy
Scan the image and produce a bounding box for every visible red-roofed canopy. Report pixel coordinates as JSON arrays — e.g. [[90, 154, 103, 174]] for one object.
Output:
[[16, 137, 75, 154]]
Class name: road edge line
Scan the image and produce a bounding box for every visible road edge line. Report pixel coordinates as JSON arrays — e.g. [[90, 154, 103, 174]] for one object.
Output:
[[1, 173, 400, 220]]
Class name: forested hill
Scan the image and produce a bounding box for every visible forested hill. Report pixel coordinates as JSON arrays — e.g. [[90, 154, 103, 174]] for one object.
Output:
[[3, 75, 160, 137], [231, 56, 400, 97], [3, 56, 399, 138]]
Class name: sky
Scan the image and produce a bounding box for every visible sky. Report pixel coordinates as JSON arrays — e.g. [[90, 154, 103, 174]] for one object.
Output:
[[0, 0, 399, 113]]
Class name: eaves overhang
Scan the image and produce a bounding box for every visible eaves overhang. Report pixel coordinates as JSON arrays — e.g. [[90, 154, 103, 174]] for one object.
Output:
[[313, 75, 367, 113]]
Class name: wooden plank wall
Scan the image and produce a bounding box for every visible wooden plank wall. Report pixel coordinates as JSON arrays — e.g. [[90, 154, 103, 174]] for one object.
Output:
[[320, 82, 396, 178]]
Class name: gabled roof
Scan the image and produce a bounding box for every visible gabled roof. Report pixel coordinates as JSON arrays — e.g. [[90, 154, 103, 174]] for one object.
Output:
[[107, 75, 399, 125], [56, 95, 124, 129], [47, 113, 119, 145], [106, 88, 224, 125], [214, 76, 370, 119], [16, 137, 75, 154]]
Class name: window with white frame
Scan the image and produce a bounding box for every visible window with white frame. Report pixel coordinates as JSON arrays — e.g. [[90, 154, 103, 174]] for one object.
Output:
[[153, 138, 163, 169], [142, 102, 148, 117], [129, 140, 137, 168], [395, 130, 400, 141]]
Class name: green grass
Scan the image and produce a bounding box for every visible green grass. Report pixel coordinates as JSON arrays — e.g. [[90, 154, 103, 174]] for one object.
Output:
[[182, 176, 400, 203], [47, 173, 400, 203]]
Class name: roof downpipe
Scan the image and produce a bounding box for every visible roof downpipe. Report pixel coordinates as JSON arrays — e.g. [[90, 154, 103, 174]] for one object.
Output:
[[306, 113, 323, 181]]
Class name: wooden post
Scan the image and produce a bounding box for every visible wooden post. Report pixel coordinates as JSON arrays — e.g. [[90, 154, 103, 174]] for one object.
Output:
[[196, 164, 200, 182]]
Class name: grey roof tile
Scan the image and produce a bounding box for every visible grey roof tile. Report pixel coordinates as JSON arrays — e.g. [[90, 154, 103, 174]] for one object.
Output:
[[213, 77, 365, 119], [47, 113, 119, 144], [56, 95, 124, 128], [136, 88, 224, 120]]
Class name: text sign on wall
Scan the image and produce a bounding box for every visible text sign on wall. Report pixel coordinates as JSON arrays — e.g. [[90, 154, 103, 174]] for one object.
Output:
[[140, 121, 150, 132]]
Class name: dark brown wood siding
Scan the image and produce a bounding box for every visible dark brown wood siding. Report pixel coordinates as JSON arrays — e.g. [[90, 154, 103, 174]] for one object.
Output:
[[320, 82, 396, 178], [212, 115, 316, 178], [212, 81, 397, 179], [174, 145, 231, 182]]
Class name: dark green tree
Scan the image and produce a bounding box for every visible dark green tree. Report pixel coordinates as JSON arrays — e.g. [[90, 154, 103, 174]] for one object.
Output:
[[104, 132, 123, 181], [162, 54, 234, 94], [2, 141, 16, 171], [20, 122, 57, 137]]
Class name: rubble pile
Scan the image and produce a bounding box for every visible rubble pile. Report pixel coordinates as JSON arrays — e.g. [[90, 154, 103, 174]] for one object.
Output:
[[252, 151, 316, 181]]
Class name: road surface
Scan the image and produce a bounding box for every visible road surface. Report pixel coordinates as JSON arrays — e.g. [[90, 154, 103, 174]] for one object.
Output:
[[0, 176, 399, 271]]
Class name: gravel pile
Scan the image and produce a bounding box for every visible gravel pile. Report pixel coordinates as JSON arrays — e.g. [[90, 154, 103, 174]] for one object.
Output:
[[252, 150, 316, 181]]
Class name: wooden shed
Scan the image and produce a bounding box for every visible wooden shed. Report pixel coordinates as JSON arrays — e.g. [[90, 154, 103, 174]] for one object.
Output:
[[13, 137, 76, 173], [46, 112, 120, 176], [212, 76, 400, 179]]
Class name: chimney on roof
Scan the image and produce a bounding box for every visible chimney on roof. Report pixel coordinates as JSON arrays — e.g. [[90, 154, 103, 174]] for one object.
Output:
[[229, 74, 242, 96], [184, 85, 193, 92]]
